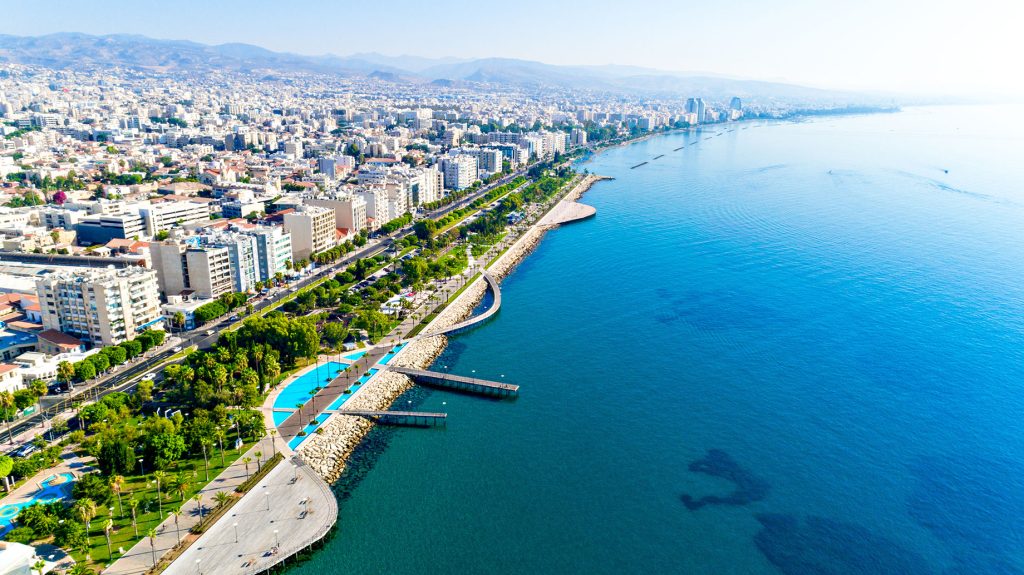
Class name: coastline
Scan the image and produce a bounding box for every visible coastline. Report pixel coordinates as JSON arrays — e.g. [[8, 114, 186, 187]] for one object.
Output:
[[299, 173, 609, 483]]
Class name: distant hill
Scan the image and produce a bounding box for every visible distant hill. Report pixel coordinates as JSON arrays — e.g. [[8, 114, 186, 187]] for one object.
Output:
[[0, 33, 874, 104]]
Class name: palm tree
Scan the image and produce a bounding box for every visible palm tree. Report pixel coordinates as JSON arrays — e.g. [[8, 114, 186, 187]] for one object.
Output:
[[75, 497, 97, 535], [170, 509, 182, 544], [173, 311, 185, 334], [110, 475, 125, 518], [147, 527, 158, 567], [254, 451, 263, 473], [32, 560, 45, 575], [242, 457, 252, 480], [174, 473, 190, 503], [0, 390, 15, 443], [68, 563, 96, 575], [153, 470, 166, 516], [192, 493, 205, 524], [213, 490, 231, 509], [215, 428, 226, 467], [127, 495, 140, 537], [269, 429, 277, 458]]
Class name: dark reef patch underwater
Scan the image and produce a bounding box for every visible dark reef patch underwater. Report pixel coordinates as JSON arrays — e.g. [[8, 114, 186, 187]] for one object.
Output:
[[753, 513, 935, 575], [680, 449, 770, 510]]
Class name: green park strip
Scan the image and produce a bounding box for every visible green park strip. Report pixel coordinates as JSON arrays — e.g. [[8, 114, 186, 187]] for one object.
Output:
[[72, 438, 260, 569]]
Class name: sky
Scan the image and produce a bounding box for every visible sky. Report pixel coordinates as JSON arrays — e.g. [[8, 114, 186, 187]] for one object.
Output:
[[3, 0, 1022, 97]]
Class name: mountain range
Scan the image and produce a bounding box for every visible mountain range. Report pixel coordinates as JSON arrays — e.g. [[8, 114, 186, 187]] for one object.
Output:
[[0, 33, 876, 104]]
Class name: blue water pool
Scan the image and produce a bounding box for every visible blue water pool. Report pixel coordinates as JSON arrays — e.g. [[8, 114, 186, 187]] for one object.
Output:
[[343, 351, 366, 361], [378, 343, 407, 365], [0, 472, 75, 535], [291, 368, 385, 449], [272, 411, 292, 426], [272, 361, 346, 413]]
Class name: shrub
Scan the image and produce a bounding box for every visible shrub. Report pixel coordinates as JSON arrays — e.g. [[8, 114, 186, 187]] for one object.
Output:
[[5, 526, 35, 544]]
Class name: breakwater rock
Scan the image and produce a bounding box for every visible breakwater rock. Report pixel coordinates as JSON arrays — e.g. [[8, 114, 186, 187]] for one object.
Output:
[[300, 335, 447, 482]]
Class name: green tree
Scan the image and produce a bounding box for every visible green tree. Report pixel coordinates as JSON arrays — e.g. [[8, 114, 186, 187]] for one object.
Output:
[[73, 360, 96, 382], [97, 438, 135, 476]]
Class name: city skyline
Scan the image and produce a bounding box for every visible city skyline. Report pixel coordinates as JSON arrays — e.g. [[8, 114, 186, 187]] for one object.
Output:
[[3, 0, 1022, 98]]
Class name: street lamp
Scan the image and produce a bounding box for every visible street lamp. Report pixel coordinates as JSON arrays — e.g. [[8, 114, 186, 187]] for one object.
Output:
[[274, 529, 280, 548], [195, 559, 202, 575], [264, 489, 270, 511], [233, 522, 239, 543]]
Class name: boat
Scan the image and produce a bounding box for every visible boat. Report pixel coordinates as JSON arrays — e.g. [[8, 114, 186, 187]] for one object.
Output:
[[630, 162, 648, 169], [653, 154, 664, 159]]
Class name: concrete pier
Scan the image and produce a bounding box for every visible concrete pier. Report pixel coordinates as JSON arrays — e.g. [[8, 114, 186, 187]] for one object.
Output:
[[386, 365, 519, 398]]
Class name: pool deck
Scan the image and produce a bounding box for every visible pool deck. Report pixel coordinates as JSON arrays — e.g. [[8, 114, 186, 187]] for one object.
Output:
[[0, 451, 88, 510]]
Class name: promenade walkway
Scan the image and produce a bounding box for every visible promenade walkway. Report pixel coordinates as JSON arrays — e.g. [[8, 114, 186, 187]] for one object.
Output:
[[103, 434, 280, 575], [162, 456, 335, 575]]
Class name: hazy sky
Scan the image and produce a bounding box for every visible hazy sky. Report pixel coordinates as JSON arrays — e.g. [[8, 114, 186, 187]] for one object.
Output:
[[3, 0, 1021, 96]]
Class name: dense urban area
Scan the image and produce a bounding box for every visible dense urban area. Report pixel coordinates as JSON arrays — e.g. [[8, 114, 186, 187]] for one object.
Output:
[[0, 58, 868, 574]]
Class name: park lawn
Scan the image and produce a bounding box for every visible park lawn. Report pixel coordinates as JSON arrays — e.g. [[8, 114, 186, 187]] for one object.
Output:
[[74, 436, 260, 569]]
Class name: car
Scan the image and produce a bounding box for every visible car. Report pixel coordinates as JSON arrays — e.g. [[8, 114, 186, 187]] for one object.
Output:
[[14, 443, 38, 458], [229, 315, 239, 321], [206, 329, 215, 336], [172, 346, 183, 353], [142, 373, 156, 381]]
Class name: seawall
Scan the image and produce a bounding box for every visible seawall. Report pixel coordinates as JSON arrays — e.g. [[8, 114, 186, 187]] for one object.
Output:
[[299, 172, 608, 483]]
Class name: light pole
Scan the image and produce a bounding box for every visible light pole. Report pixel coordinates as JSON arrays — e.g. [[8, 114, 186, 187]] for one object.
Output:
[[264, 489, 270, 511], [274, 529, 279, 548], [195, 559, 201, 575], [233, 522, 239, 543]]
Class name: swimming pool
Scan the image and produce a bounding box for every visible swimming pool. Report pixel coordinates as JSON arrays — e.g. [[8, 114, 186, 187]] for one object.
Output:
[[378, 343, 407, 365], [272, 361, 346, 413], [0, 472, 75, 535], [289, 368, 383, 450]]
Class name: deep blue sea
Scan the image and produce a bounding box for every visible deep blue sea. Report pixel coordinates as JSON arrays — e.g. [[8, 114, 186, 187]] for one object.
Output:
[[293, 106, 1024, 574]]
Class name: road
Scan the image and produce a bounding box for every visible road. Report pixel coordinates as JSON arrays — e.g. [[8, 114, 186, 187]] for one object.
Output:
[[2, 169, 527, 450]]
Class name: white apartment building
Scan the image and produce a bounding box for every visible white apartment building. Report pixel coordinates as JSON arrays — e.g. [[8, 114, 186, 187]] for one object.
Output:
[[356, 188, 386, 231], [441, 155, 478, 190], [35, 266, 162, 346], [283, 205, 335, 261], [204, 232, 260, 293], [247, 226, 292, 280]]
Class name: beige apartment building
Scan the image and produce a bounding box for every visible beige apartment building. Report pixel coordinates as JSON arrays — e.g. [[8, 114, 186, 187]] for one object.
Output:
[[35, 266, 163, 346], [305, 195, 367, 234], [283, 205, 335, 261], [150, 239, 233, 299]]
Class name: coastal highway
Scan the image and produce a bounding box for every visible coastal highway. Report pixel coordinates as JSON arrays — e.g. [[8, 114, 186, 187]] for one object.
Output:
[[1, 168, 528, 450]]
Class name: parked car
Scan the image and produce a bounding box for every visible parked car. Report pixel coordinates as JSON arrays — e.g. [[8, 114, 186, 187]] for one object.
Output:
[[13, 442, 38, 458]]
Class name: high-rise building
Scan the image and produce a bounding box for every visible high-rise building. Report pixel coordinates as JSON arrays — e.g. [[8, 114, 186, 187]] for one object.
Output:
[[570, 128, 588, 147], [247, 227, 293, 281], [35, 267, 162, 346], [204, 233, 260, 293], [283, 205, 335, 261], [730, 97, 742, 111], [150, 238, 233, 299], [441, 155, 478, 190], [685, 98, 707, 124]]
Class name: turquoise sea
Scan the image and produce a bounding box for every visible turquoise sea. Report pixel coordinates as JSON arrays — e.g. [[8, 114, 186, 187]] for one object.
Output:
[[292, 106, 1024, 574]]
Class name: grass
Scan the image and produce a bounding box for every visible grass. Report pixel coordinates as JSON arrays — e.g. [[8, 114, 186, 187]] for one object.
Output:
[[73, 435, 258, 569]]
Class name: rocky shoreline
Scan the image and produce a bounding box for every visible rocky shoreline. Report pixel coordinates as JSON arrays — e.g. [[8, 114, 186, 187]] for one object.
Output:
[[299, 174, 606, 482]]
